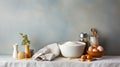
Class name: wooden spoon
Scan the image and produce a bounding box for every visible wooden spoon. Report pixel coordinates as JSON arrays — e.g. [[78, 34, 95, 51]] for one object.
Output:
[[91, 28, 97, 37]]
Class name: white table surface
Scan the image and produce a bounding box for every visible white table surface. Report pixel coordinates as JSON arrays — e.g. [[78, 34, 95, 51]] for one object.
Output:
[[0, 55, 120, 67]]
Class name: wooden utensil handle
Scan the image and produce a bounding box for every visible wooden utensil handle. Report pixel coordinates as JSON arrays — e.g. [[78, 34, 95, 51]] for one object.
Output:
[[91, 28, 97, 37]]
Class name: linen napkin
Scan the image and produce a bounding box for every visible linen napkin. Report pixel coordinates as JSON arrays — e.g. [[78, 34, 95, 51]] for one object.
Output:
[[32, 43, 60, 61]]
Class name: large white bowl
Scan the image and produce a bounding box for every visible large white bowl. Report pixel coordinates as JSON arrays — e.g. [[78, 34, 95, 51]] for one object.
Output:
[[59, 41, 86, 58]]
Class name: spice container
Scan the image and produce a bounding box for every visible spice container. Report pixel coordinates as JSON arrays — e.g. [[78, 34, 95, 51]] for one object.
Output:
[[79, 32, 89, 54]]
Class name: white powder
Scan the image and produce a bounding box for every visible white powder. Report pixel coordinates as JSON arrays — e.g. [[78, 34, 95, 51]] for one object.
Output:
[[63, 41, 82, 46]]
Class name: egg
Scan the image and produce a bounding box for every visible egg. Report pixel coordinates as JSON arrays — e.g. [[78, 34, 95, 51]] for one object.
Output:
[[88, 46, 93, 51], [81, 55, 87, 59], [97, 46, 104, 52], [86, 55, 92, 59], [92, 44, 99, 48], [92, 48, 99, 52]]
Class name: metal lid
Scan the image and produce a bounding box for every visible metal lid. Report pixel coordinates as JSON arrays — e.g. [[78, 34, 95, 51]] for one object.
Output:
[[79, 32, 88, 38]]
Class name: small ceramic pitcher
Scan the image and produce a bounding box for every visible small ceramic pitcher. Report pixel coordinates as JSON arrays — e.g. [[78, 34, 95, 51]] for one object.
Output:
[[13, 43, 18, 59]]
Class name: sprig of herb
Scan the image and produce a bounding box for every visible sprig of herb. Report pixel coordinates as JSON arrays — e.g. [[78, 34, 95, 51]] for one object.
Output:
[[20, 33, 30, 45]]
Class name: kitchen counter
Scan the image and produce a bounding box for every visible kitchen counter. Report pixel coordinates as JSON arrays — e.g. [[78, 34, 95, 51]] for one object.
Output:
[[0, 55, 120, 67]]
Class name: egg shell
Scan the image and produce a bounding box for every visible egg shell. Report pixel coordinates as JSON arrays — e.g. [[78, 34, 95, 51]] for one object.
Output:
[[88, 46, 93, 51], [81, 55, 87, 59], [92, 48, 99, 52], [86, 55, 92, 59], [92, 44, 99, 48], [97, 46, 104, 52]]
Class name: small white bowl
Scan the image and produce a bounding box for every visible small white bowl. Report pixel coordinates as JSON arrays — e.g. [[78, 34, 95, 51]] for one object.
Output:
[[59, 41, 86, 58]]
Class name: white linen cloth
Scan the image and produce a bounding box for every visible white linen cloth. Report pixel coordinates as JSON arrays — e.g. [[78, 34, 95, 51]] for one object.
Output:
[[32, 43, 60, 61], [1, 56, 120, 67]]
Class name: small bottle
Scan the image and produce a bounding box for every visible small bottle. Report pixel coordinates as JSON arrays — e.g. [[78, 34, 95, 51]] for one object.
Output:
[[25, 44, 31, 58], [13, 43, 18, 59], [79, 32, 89, 55]]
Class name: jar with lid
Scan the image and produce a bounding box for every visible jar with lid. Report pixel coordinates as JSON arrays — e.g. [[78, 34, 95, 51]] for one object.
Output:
[[79, 32, 89, 55]]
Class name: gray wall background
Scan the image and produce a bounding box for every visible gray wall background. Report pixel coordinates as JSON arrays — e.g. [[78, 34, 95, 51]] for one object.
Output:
[[0, 0, 120, 55]]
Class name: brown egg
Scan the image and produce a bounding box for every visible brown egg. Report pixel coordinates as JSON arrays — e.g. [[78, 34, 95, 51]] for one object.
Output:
[[92, 48, 99, 52], [86, 55, 92, 59], [81, 55, 87, 59], [88, 46, 93, 51], [97, 46, 104, 52], [92, 44, 99, 48]]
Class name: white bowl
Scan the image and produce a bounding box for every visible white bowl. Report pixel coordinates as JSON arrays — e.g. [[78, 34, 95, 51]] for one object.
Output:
[[59, 41, 86, 58]]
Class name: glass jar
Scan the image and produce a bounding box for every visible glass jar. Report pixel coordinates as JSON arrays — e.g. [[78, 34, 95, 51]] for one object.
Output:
[[79, 32, 89, 55]]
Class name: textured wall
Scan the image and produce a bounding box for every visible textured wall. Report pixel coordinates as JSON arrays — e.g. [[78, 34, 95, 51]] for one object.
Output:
[[0, 0, 120, 55]]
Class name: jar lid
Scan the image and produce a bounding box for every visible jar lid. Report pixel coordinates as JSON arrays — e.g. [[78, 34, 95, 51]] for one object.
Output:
[[79, 32, 88, 38]]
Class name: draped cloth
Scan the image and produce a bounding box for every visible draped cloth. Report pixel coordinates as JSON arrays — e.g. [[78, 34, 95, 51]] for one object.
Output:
[[32, 43, 60, 61]]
